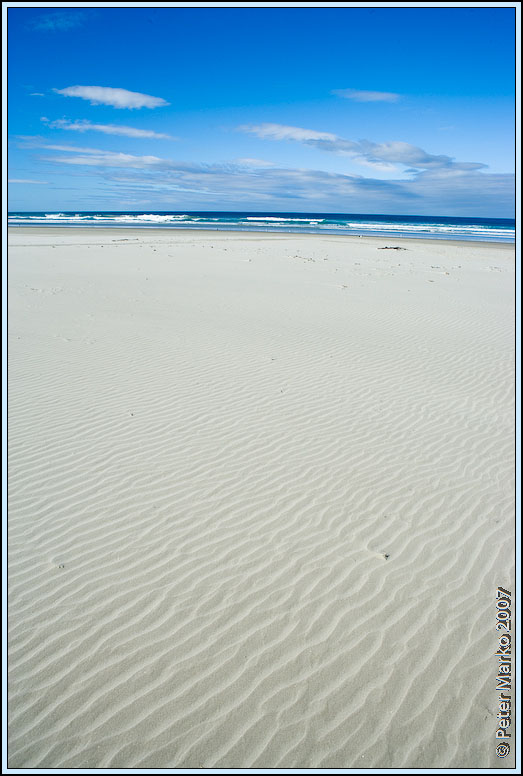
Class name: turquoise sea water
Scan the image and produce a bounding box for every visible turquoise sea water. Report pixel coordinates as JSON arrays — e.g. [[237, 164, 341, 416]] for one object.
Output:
[[8, 211, 515, 242]]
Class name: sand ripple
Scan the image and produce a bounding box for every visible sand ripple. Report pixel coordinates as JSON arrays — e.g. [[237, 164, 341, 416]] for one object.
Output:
[[8, 231, 515, 768]]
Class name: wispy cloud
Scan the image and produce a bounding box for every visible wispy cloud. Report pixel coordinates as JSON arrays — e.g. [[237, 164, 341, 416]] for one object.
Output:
[[37, 144, 165, 168], [41, 118, 174, 140], [53, 85, 169, 110], [235, 158, 276, 168], [238, 123, 339, 143], [30, 92, 45, 97], [332, 88, 400, 102], [31, 12, 86, 32], [239, 123, 486, 172], [9, 179, 48, 184], [16, 137, 512, 215]]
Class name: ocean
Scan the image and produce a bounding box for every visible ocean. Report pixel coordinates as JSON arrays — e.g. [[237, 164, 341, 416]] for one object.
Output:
[[7, 211, 515, 242]]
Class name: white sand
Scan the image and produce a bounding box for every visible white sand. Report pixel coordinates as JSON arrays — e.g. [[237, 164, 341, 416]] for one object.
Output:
[[8, 228, 515, 768]]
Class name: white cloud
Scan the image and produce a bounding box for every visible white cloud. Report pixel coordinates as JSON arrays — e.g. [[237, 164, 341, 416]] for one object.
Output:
[[45, 154, 161, 168], [353, 157, 399, 173], [31, 12, 86, 32], [239, 123, 486, 172], [53, 85, 169, 109], [39, 145, 164, 168], [235, 158, 276, 167], [20, 139, 513, 216], [41, 118, 173, 139], [38, 143, 111, 154], [9, 179, 48, 184], [333, 88, 400, 102], [30, 92, 45, 97], [240, 123, 358, 155], [239, 123, 339, 143], [102, 163, 514, 217]]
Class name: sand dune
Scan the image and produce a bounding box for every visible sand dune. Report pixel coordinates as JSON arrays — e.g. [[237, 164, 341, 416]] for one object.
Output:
[[8, 229, 515, 768]]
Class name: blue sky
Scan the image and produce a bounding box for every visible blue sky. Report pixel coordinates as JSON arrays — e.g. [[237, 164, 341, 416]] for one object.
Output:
[[7, 6, 516, 216]]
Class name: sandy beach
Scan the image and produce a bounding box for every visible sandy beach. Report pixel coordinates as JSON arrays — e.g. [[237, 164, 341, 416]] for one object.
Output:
[[8, 228, 515, 768]]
